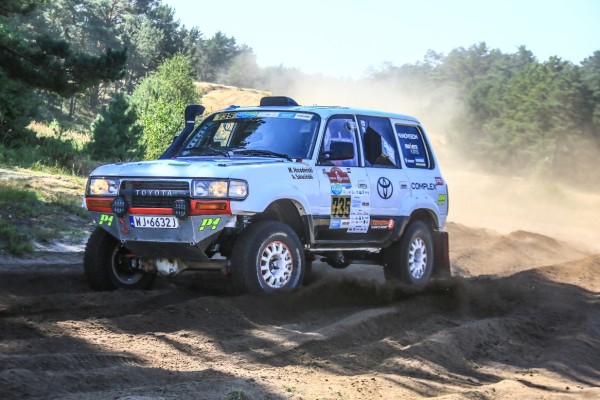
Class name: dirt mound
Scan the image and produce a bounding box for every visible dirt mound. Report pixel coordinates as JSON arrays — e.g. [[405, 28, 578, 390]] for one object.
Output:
[[0, 224, 598, 399], [196, 82, 270, 113], [447, 222, 588, 277]]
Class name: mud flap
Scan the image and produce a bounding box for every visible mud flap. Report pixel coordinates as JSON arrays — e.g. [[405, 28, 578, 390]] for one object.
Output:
[[432, 231, 450, 278]]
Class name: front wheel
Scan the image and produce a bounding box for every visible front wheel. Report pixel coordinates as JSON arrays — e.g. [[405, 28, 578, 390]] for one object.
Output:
[[231, 220, 305, 294], [83, 227, 155, 291], [384, 221, 434, 286]]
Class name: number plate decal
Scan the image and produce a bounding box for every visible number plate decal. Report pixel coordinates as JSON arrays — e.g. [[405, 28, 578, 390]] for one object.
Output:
[[331, 195, 351, 218], [129, 216, 179, 229]]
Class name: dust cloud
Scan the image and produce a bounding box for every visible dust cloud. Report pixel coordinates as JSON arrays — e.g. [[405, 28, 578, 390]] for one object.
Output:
[[276, 75, 600, 253]]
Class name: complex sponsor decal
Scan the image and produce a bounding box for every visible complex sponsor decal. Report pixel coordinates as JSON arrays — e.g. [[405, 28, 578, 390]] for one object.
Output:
[[370, 218, 395, 230], [325, 167, 370, 232], [198, 217, 221, 231], [411, 182, 437, 191], [288, 166, 314, 180], [377, 177, 393, 199]]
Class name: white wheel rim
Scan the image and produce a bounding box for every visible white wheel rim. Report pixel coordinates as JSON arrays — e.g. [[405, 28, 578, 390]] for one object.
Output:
[[408, 237, 427, 280], [259, 240, 293, 289]]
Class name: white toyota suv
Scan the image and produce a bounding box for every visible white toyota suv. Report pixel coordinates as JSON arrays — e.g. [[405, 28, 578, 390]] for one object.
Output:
[[83, 96, 450, 293]]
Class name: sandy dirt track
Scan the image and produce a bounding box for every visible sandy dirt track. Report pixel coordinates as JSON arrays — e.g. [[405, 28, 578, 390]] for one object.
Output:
[[0, 222, 598, 400]]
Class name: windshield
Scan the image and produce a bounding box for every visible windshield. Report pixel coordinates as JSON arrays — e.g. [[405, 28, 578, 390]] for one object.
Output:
[[177, 111, 320, 159]]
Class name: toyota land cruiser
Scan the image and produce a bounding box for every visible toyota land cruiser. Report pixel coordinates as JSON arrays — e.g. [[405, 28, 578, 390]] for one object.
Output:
[[83, 96, 449, 293]]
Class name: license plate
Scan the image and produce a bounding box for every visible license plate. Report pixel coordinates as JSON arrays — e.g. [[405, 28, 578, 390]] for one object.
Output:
[[129, 216, 179, 229]]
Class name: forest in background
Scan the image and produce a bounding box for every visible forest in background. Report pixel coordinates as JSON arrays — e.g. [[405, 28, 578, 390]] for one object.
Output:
[[1, 0, 599, 186]]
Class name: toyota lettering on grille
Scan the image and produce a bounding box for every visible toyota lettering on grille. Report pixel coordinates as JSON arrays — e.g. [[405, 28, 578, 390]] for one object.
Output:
[[135, 189, 174, 196], [120, 188, 190, 197]]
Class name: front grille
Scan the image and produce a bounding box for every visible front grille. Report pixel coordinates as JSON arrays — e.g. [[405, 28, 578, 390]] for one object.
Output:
[[120, 180, 190, 208]]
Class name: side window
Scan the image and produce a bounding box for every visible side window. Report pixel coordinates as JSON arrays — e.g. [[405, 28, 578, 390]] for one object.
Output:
[[318, 115, 359, 167], [396, 124, 431, 169], [357, 116, 399, 168]]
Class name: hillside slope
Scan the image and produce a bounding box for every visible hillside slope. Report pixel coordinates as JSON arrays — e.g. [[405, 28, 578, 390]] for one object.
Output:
[[196, 82, 270, 113]]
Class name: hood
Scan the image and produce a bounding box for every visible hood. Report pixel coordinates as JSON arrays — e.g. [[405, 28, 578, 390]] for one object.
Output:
[[90, 157, 292, 178]]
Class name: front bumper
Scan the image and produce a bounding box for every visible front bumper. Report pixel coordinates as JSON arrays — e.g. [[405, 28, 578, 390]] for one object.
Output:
[[90, 212, 236, 260]]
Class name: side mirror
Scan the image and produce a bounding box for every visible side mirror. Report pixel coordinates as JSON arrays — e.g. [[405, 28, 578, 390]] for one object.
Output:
[[319, 140, 355, 162]]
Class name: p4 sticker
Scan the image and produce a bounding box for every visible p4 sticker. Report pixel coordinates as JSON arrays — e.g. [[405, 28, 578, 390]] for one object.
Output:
[[199, 217, 221, 231], [98, 214, 114, 226]]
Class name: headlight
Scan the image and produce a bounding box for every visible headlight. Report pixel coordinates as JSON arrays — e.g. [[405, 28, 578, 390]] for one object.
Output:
[[229, 180, 248, 198], [88, 178, 120, 196], [192, 179, 247, 199]]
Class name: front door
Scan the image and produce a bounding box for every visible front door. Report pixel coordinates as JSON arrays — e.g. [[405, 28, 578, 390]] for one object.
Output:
[[313, 115, 372, 242]]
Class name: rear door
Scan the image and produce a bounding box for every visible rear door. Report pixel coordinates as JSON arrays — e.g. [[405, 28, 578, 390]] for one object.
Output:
[[357, 115, 410, 241]]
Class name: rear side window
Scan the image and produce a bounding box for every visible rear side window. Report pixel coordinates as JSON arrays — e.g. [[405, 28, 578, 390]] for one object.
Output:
[[357, 116, 399, 168], [396, 124, 432, 169]]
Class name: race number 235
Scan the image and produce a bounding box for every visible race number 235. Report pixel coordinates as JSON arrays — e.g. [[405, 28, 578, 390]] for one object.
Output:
[[331, 196, 351, 218]]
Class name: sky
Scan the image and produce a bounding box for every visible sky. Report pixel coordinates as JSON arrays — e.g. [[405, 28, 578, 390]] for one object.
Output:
[[163, 0, 600, 79]]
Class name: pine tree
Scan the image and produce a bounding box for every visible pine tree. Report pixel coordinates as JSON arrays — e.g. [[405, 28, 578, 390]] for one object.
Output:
[[0, 0, 127, 142], [88, 93, 143, 161]]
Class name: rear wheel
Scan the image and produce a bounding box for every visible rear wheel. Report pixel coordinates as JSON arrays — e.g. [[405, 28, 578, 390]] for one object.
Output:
[[231, 220, 305, 294], [384, 221, 434, 286], [83, 227, 155, 291]]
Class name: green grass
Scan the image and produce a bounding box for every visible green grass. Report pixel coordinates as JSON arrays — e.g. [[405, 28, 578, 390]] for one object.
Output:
[[0, 179, 89, 255], [0, 185, 39, 254], [0, 218, 34, 255]]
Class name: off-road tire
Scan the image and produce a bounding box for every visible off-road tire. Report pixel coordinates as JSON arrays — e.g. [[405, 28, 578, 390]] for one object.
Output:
[[384, 220, 434, 286], [83, 227, 155, 291], [231, 220, 305, 294]]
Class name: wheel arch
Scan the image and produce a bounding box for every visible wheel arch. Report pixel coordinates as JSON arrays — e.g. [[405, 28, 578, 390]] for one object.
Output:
[[252, 199, 312, 246], [408, 208, 439, 232]]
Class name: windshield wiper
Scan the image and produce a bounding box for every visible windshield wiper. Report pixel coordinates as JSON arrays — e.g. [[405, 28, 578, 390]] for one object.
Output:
[[180, 146, 231, 157], [232, 149, 291, 160]]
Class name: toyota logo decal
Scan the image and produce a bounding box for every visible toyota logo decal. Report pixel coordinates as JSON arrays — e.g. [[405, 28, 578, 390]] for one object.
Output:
[[377, 177, 393, 199]]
